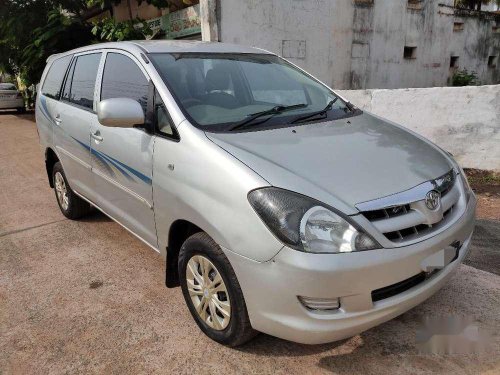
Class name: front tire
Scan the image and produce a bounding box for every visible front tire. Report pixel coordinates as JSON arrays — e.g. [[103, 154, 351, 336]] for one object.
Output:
[[52, 162, 91, 219], [179, 232, 257, 346]]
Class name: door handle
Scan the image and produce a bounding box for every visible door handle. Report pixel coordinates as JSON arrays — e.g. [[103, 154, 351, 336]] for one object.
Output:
[[54, 114, 62, 125], [91, 130, 103, 142]]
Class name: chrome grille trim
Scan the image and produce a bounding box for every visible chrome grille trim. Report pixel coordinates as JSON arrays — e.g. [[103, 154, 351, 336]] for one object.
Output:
[[355, 169, 456, 212], [358, 169, 464, 244]]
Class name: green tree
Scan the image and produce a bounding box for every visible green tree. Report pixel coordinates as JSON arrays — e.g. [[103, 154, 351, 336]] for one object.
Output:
[[21, 9, 94, 86], [0, 0, 184, 89], [452, 69, 480, 86], [0, 1, 93, 86], [91, 17, 152, 41]]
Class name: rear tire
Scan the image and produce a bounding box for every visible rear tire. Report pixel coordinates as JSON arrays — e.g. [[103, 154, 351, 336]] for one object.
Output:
[[179, 232, 257, 347], [52, 162, 91, 219]]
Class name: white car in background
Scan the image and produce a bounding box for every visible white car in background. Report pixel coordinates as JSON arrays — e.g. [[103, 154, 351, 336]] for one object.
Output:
[[0, 83, 25, 112]]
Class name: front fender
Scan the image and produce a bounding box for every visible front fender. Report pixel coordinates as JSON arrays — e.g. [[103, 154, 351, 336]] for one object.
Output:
[[153, 124, 284, 262]]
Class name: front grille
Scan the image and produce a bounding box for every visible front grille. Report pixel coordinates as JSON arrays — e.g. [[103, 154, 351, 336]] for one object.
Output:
[[372, 272, 426, 302], [383, 205, 455, 241], [363, 204, 412, 221], [359, 170, 462, 243]]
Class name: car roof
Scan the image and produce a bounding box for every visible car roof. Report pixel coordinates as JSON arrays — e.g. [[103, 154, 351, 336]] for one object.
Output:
[[47, 41, 274, 62], [132, 40, 273, 54]]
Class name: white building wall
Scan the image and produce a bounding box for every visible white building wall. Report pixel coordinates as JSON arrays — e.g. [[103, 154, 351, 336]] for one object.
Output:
[[217, 0, 500, 89], [338, 85, 500, 171], [356, 0, 454, 88], [450, 9, 500, 85], [218, 0, 355, 89]]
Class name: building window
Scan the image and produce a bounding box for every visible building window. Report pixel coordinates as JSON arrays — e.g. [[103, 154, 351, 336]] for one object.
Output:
[[354, 0, 374, 6], [488, 56, 498, 68], [404, 46, 417, 60], [450, 56, 459, 68], [407, 0, 423, 10], [453, 22, 464, 32]]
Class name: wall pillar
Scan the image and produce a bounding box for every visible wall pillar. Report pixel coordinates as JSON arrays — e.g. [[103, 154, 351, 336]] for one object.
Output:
[[200, 0, 219, 41]]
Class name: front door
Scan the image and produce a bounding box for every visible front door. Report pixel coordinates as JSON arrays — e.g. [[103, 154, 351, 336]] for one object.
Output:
[[90, 51, 157, 248]]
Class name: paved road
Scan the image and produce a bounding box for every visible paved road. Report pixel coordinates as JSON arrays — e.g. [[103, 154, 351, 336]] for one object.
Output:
[[1, 112, 499, 374]]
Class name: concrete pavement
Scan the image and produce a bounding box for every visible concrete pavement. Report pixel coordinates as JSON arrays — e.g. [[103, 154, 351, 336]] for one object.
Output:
[[1, 112, 499, 374]]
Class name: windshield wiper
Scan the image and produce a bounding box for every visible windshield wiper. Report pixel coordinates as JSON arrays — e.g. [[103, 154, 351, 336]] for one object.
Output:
[[229, 103, 307, 131], [290, 98, 340, 124]]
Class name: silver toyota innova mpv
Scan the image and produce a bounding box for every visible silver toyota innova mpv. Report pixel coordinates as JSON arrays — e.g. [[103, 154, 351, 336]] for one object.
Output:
[[36, 41, 476, 346]]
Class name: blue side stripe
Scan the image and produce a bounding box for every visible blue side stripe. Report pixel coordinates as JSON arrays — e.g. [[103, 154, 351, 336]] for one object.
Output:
[[71, 137, 118, 177], [94, 150, 135, 182], [71, 137, 114, 174], [72, 137, 91, 151], [70, 136, 151, 185], [38, 105, 52, 123], [98, 152, 152, 185], [38, 96, 54, 124]]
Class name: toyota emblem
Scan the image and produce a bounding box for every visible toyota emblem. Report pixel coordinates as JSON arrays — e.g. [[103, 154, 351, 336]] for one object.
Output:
[[425, 190, 441, 210]]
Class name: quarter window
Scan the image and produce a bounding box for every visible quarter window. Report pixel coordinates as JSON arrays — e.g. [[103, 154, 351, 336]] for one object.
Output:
[[101, 53, 149, 114], [155, 90, 176, 138], [41, 55, 72, 99], [64, 53, 101, 110]]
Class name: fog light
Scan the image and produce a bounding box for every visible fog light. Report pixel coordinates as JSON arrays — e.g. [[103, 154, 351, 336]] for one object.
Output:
[[298, 296, 340, 311]]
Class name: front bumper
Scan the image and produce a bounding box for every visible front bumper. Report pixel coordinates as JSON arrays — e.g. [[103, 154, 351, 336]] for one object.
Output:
[[224, 194, 476, 344], [0, 98, 24, 109]]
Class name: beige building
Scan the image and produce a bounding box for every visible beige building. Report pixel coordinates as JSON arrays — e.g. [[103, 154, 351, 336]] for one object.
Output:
[[90, 0, 203, 41]]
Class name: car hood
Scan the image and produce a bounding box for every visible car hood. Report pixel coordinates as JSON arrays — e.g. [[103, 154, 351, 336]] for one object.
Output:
[[206, 112, 452, 214]]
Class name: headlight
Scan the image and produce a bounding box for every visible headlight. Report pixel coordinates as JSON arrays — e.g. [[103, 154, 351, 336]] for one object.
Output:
[[248, 188, 380, 253]]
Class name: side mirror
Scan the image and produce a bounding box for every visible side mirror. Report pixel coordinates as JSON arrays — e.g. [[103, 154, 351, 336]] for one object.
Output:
[[97, 98, 145, 128]]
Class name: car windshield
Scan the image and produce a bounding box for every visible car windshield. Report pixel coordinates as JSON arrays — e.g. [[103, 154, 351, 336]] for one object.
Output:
[[149, 53, 353, 131], [0, 83, 16, 91]]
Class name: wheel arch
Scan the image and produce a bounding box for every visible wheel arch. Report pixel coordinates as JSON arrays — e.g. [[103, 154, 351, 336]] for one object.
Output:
[[165, 219, 204, 288], [45, 147, 59, 188]]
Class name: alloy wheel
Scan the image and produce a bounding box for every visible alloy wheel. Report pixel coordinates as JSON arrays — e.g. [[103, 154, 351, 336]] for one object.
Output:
[[54, 172, 69, 211], [186, 255, 231, 330]]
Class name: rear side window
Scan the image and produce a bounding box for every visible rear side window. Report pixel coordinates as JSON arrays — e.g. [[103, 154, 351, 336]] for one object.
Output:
[[101, 53, 149, 114], [41, 55, 72, 99], [64, 53, 102, 110]]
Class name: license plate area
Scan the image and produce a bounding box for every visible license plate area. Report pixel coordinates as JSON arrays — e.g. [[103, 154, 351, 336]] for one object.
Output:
[[421, 241, 462, 273]]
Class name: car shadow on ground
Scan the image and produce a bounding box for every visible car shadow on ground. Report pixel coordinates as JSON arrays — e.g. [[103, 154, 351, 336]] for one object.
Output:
[[236, 309, 487, 373], [78, 209, 113, 223], [0, 109, 19, 115], [237, 334, 350, 357], [236, 310, 419, 358], [0, 109, 35, 120]]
